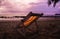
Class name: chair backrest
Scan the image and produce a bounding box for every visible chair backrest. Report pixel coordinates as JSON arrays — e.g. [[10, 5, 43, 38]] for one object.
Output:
[[19, 12, 43, 27]]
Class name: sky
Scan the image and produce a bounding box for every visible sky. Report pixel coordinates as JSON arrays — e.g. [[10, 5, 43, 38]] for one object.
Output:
[[0, 0, 60, 16]]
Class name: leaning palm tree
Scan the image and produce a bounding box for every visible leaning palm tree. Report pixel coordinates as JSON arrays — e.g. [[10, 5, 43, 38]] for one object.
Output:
[[48, 0, 60, 7]]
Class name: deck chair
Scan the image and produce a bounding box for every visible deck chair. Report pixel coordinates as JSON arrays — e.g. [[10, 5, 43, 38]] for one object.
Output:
[[16, 12, 43, 38]]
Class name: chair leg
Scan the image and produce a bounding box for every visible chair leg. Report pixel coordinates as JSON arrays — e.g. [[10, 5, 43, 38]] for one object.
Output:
[[30, 21, 39, 38], [16, 27, 26, 37], [3, 33, 8, 39], [34, 21, 39, 32]]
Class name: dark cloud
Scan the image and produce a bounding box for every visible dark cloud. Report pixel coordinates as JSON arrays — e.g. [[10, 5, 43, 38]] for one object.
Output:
[[29, 2, 39, 5], [29, 2, 47, 6]]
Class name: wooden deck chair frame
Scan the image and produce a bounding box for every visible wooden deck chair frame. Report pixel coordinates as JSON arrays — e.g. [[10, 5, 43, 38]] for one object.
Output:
[[16, 12, 43, 37]]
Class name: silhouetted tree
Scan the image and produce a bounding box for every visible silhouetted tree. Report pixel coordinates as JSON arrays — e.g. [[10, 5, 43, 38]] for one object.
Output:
[[48, 0, 60, 7]]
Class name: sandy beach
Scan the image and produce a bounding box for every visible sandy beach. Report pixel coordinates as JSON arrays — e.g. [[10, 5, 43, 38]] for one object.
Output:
[[0, 17, 60, 39]]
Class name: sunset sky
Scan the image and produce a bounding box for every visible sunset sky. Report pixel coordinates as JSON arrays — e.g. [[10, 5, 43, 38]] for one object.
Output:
[[0, 0, 60, 16]]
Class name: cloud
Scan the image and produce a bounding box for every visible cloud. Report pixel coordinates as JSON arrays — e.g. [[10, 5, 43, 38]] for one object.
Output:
[[0, 0, 60, 15], [0, 0, 37, 13], [29, 2, 40, 6], [28, 2, 60, 15], [0, 0, 26, 13]]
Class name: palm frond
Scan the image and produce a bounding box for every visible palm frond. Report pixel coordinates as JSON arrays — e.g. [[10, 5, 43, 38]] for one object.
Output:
[[48, 0, 51, 6], [53, 0, 59, 7], [52, 0, 54, 2], [48, 0, 60, 7]]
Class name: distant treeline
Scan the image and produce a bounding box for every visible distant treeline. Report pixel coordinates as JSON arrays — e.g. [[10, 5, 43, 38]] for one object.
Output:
[[0, 13, 60, 18], [0, 16, 60, 18]]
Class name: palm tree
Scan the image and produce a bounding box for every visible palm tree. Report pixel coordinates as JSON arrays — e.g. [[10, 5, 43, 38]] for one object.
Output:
[[48, 0, 60, 7]]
